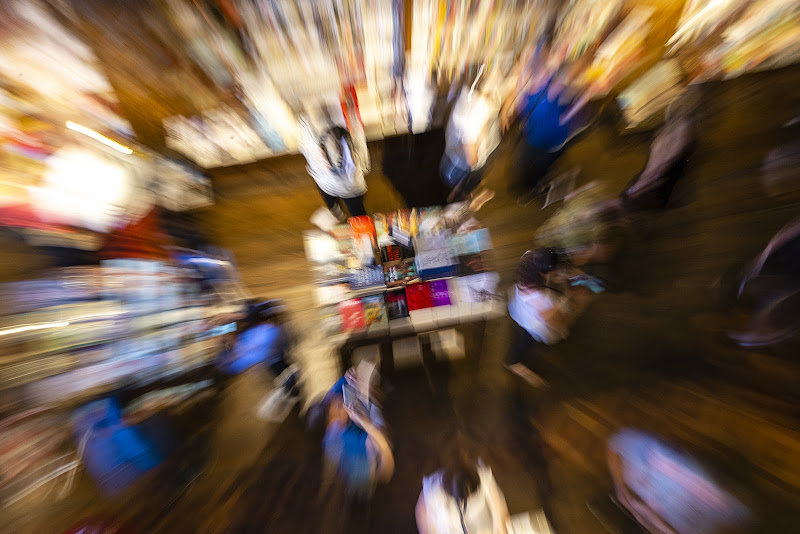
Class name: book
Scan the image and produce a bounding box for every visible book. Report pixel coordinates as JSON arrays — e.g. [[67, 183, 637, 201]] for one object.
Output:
[[315, 283, 350, 306], [405, 282, 432, 311], [415, 233, 457, 279], [339, 298, 366, 331], [349, 216, 378, 266], [380, 244, 414, 263], [303, 230, 342, 264], [417, 206, 445, 237], [426, 280, 451, 306], [450, 228, 492, 256], [392, 208, 417, 248], [331, 224, 357, 266], [349, 265, 386, 291], [310, 261, 349, 285], [373, 213, 393, 247], [361, 295, 388, 332], [385, 289, 409, 319], [383, 258, 419, 288], [458, 252, 489, 275]]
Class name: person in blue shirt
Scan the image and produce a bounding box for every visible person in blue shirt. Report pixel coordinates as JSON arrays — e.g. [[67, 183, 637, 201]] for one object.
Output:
[[502, 46, 585, 205], [321, 391, 394, 503]]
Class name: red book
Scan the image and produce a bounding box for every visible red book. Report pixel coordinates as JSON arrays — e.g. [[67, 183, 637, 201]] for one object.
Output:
[[339, 298, 366, 331], [405, 282, 432, 311]]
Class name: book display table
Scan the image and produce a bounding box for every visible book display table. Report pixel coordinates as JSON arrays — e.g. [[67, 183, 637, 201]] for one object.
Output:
[[303, 204, 505, 373]]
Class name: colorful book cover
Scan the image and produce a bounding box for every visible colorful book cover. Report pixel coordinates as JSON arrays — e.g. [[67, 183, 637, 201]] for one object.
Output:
[[331, 224, 355, 259], [450, 229, 492, 256], [373, 213, 393, 247], [362, 295, 388, 330], [380, 244, 414, 263], [339, 298, 366, 331], [418, 206, 445, 236], [426, 279, 451, 306], [385, 290, 409, 319], [415, 233, 457, 279], [392, 208, 417, 248], [383, 259, 419, 288], [349, 216, 376, 246], [405, 282, 432, 311], [349, 265, 385, 290]]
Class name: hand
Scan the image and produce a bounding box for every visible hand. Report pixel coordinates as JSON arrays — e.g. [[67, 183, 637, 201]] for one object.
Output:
[[500, 111, 512, 133], [344, 402, 370, 429]]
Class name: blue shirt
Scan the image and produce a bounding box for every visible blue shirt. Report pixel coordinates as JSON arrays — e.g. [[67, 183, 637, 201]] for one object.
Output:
[[217, 323, 281, 375], [323, 420, 373, 497], [521, 86, 570, 151], [609, 428, 751, 533]]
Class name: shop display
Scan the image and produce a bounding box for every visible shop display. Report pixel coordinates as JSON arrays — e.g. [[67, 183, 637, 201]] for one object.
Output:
[[667, 0, 799, 81], [304, 204, 503, 339]]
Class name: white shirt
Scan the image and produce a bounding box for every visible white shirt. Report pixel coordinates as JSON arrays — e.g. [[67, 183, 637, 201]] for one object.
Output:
[[421, 465, 506, 534], [446, 88, 502, 171], [508, 285, 570, 344], [297, 118, 369, 198]]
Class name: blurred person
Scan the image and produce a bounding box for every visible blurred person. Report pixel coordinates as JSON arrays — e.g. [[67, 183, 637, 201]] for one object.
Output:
[[506, 248, 597, 387], [440, 65, 506, 203], [621, 89, 700, 211], [322, 393, 394, 506], [298, 103, 370, 221], [535, 180, 626, 267], [215, 299, 300, 420], [607, 428, 754, 534], [501, 47, 586, 205], [416, 447, 510, 534]]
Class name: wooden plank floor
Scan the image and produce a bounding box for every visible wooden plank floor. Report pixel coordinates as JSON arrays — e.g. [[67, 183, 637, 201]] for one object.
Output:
[[186, 65, 800, 534]]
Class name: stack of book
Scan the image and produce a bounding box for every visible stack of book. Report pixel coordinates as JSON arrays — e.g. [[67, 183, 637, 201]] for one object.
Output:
[[305, 206, 503, 337]]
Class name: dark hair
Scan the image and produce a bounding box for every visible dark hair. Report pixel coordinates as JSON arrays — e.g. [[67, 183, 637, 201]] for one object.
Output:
[[441, 452, 480, 503], [239, 299, 284, 331], [320, 126, 355, 172], [514, 247, 558, 288]]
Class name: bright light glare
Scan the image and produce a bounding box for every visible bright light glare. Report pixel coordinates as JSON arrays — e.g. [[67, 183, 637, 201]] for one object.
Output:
[[0, 321, 70, 337], [65, 121, 133, 154]]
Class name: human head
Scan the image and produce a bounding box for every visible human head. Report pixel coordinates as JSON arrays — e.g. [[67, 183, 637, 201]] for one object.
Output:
[[514, 247, 559, 289], [441, 445, 480, 502]]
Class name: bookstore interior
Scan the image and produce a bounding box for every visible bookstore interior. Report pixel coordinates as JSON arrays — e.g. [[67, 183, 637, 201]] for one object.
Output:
[[0, 0, 798, 530]]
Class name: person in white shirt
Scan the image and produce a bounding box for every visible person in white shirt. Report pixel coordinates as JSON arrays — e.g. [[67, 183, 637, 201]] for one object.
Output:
[[506, 248, 594, 387], [441, 65, 509, 202], [298, 105, 370, 221], [416, 450, 510, 534]]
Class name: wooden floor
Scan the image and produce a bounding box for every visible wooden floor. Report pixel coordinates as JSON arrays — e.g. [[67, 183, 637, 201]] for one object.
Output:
[[185, 66, 800, 533], [5, 66, 800, 534]]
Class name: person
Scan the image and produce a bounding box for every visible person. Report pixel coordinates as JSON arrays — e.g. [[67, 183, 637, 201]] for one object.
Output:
[[214, 300, 300, 422], [415, 449, 510, 534], [535, 180, 625, 267], [501, 49, 584, 205], [440, 65, 506, 202], [506, 248, 596, 387], [621, 89, 699, 211], [321, 390, 394, 504], [298, 104, 370, 221], [607, 428, 753, 534]]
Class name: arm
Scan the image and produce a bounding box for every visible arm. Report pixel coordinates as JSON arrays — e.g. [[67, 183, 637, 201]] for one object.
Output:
[[351, 120, 370, 174], [487, 479, 510, 534], [415, 492, 433, 534], [347, 405, 394, 483]]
